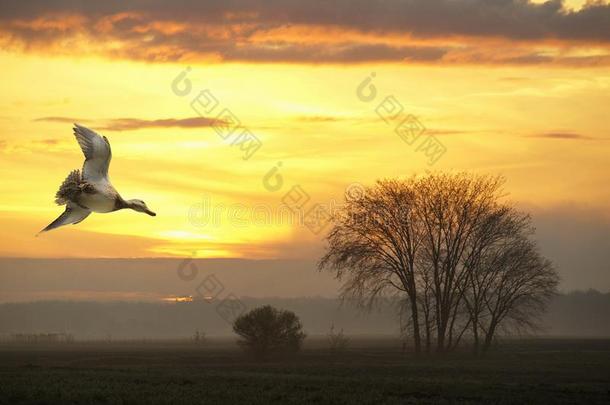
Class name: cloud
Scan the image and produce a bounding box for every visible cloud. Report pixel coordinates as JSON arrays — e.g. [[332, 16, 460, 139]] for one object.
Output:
[[38, 138, 59, 145], [1, 1, 609, 65], [296, 115, 348, 123], [98, 117, 225, 131], [1, 1, 609, 42], [34, 116, 225, 131], [425, 129, 473, 136], [0, 138, 65, 154], [221, 43, 449, 63], [34, 116, 88, 124], [529, 132, 596, 140]]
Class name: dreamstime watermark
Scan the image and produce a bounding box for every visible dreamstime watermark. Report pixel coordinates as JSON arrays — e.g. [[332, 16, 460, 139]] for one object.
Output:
[[258, 162, 342, 235], [171, 67, 263, 160], [176, 253, 247, 325], [356, 72, 447, 165], [188, 183, 373, 233]]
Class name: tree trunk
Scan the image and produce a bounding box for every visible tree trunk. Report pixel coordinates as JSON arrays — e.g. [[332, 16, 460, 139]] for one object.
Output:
[[425, 312, 431, 354], [472, 317, 480, 356], [410, 294, 422, 354], [436, 305, 449, 353], [482, 322, 496, 354], [436, 325, 446, 353]]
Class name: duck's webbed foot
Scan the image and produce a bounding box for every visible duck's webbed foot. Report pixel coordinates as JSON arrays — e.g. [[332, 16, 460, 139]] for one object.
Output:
[[79, 183, 96, 194]]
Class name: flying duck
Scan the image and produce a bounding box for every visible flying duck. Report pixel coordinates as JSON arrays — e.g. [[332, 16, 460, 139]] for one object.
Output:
[[39, 124, 156, 234]]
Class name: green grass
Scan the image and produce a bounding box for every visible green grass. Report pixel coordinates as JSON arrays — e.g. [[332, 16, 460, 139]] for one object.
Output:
[[0, 338, 609, 404]]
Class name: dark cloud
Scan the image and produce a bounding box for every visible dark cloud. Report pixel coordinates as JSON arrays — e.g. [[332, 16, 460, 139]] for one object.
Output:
[[0, 0, 608, 40], [34, 116, 225, 131], [0, 1, 609, 64]]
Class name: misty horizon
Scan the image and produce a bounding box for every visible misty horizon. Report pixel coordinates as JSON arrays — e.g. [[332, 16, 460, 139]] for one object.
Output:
[[2, 291, 609, 340], [1, 255, 608, 305]]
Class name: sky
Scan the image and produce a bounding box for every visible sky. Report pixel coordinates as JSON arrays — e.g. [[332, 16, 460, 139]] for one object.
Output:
[[0, 0, 609, 291]]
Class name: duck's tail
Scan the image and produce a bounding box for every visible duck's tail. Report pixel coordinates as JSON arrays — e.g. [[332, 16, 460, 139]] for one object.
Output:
[[55, 169, 82, 206]]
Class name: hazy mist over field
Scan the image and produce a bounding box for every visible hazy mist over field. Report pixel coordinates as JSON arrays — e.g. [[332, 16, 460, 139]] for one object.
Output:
[[1, 292, 609, 340]]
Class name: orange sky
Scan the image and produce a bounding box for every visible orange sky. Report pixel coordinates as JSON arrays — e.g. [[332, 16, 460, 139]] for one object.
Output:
[[0, 0, 609, 260]]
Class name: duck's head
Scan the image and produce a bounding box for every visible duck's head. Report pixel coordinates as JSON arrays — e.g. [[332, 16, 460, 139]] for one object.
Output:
[[126, 199, 156, 216]]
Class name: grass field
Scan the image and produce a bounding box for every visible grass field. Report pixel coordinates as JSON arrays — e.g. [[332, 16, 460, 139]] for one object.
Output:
[[0, 338, 609, 404]]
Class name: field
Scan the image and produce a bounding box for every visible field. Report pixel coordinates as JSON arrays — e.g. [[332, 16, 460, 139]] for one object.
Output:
[[0, 338, 609, 404]]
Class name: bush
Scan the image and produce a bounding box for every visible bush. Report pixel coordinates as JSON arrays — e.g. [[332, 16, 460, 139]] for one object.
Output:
[[327, 324, 349, 354], [193, 329, 206, 344], [232, 305, 306, 356]]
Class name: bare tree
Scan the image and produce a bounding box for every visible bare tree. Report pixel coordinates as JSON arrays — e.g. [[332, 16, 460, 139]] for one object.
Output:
[[472, 236, 558, 353], [414, 174, 506, 352], [319, 178, 425, 353], [319, 172, 559, 355]]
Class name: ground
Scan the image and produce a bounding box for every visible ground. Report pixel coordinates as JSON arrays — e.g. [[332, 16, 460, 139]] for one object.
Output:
[[0, 338, 609, 404]]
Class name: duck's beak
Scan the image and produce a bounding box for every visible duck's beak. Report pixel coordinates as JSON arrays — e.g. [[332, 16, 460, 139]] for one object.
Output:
[[145, 209, 156, 217]]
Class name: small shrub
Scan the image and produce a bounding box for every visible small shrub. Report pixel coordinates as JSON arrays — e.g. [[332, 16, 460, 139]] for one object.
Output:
[[193, 329, 206, 344], [327, 324, 349, 353], [232, 305, 306, 357]]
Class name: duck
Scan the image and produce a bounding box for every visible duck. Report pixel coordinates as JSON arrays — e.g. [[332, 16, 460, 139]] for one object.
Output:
[[39, 124, 156, 234]]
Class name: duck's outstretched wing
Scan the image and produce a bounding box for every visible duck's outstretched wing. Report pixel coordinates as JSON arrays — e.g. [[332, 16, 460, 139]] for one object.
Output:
[[73, 123, 112, 182], [38, 203, 91, 234]]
